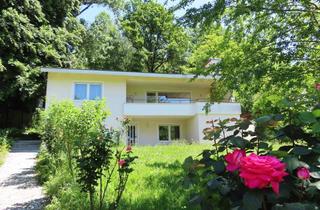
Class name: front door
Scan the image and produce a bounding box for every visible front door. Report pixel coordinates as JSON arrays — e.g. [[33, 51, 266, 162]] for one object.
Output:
[[127, 125, 137, 145]]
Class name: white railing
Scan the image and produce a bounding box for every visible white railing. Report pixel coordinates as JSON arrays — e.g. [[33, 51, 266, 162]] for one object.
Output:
[[123, 102, 241, 116]]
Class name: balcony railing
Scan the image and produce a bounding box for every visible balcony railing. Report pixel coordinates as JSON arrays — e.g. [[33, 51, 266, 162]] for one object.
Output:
[[126, 97, 236, 104]]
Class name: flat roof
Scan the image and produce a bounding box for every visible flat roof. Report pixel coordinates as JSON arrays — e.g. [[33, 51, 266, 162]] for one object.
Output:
[[41, 67, 214, 80]]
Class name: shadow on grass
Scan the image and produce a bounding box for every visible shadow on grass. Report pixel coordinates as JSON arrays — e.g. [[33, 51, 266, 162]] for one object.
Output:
[[118, 160, 199, 210]]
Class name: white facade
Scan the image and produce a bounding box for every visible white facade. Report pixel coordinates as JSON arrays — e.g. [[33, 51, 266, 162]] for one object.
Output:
[[42, 68, 241, 145]]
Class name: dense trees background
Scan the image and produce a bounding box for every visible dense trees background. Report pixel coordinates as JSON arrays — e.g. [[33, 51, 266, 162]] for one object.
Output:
[[0, 0, 318, 127], [180, 0, 319, 112]]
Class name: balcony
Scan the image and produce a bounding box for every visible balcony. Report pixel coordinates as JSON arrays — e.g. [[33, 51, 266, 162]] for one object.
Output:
[[123, 97, 241, 117]]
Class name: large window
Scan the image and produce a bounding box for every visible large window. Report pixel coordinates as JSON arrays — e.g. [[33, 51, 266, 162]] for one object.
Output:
[[146, 92, 191, 103], [74, 83, 102, 100], [158, 125, 180, 141]]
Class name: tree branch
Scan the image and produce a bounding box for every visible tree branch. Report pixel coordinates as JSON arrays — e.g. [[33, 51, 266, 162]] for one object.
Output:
[[77, 3, 93, 16]]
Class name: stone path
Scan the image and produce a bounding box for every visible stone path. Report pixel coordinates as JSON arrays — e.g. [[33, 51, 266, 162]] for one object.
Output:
[[0, 140, 47, 210]]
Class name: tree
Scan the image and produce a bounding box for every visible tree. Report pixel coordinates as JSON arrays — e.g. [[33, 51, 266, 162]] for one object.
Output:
[[78, 12, 133, 70], [0, 0, 85, 126], [181, 0, 320, 113], [121, 0, 190, 73]]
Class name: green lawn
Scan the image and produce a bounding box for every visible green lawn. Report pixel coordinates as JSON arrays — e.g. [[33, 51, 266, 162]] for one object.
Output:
[[117, 144, 211, 210]]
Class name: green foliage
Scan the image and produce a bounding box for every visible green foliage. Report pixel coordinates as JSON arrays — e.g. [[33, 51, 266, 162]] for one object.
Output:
[[0, 129, 12, 166], [0, 0, 85, 114], [78, 12, 134, 70], [121, 0, 190, 73], [36, 100, 137, 210], [182, 0, 319, 112], [35, 143, 57, 184], [184, 99, 320, 209]]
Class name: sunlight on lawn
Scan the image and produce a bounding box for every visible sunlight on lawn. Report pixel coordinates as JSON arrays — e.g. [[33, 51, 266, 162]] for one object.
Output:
[[118, 144, 211, 210]]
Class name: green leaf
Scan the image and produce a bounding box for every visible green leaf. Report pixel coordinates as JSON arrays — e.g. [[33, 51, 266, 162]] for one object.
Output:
[[256, 115, 272, 124], [298, 112, 317, 124], [283, 156, 304, 172], [207, 178, 220, 190], [312, 122, 320, 134], [258, 142, 269, 149], [310, 171, 320, 179], [269, 150, 288, 158], [242, 191, 263, 210], [230, 136, 250, 149], [311, 181, 320, 190], [213, 160, 225, 174], [189, 195, 202, 205], [183, 156, 194, 171], [292, 146, 312, 155], [312, 109, 320, 118]]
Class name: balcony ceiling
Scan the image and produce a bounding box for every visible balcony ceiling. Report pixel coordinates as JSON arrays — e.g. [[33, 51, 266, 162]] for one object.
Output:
[[126, 77, 212, 88]]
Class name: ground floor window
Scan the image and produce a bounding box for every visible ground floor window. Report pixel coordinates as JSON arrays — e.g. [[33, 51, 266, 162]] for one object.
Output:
[[159, 125, 180, 141]]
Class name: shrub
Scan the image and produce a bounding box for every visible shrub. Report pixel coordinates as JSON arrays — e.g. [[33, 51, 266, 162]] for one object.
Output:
[[36, 100, 137, 210], [184, 99, 320, 210], [0, 129, 12, 165]]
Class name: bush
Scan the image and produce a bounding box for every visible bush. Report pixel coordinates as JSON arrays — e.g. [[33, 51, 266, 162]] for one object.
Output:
[[36, 100, 137, 210], [184, 99, 320, 210], [0, 129, 13, 165]]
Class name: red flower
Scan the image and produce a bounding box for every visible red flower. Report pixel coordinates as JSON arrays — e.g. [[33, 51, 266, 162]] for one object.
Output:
[[225, 149, 246, 172], [126, 145, 132, 152], [118, 159, 126, 167], [316, 83, 320, 91], [239, 153, 288, 194], [297, 167, 310, 180]]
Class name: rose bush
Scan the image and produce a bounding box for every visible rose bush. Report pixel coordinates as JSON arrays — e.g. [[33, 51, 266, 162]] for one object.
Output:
[[183, 98, 320, 210]]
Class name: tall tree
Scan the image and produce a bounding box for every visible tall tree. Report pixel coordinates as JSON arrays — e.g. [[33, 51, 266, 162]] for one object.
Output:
[[181, 0, 319, 113], [0, 0, 85, 126], [121, 0, 190, 73], [78, 12, 133, 70]]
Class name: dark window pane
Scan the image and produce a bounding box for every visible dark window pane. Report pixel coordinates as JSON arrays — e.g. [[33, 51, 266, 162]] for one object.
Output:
[[170, 126, 180, 140], [74, 84, 87, 100], [159, 126, 169, 141]]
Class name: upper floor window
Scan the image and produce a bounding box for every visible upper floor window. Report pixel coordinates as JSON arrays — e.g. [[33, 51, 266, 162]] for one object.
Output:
[[146, 91, 191, 103], [74, 83, 102, 100]]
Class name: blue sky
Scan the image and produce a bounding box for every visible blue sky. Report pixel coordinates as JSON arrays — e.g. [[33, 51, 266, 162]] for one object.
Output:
[[78, 0, 210, 24]]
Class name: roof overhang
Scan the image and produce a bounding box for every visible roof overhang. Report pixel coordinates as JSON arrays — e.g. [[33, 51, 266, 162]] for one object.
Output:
[[41, 67, 214, 80]]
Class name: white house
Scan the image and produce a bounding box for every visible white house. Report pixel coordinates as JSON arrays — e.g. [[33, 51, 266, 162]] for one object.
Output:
[[41, 67, 241, 145]]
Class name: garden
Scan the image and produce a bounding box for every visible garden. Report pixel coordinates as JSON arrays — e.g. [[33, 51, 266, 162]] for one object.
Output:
[[33, 85, 320, 210], [0, 0, 319, 210], [34, 100, 211, 210]]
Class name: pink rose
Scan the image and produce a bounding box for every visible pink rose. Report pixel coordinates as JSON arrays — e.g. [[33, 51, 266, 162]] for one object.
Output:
[[225, 149, 246, 172], [118, 159, 126, 167], [316, 83, 320, 91], [297, 167, 310, 180], [239, 153, 288, 194], [126, 145, 132, 152]]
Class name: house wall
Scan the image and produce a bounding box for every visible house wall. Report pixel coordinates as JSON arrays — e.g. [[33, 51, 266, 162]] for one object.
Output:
[[46, 72, 126, 128], [131, 117, 189, 145], [45, 72, 241, 145]]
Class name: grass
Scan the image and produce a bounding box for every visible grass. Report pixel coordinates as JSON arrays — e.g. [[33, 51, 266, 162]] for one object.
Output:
[[0, 145, 9, 166], [117, 144, 211, 210]]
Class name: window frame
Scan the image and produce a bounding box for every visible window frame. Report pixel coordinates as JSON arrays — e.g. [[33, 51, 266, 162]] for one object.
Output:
[[73, 82, 103, 101], [158, 124, 181, 142], [145, 91, 192, 103]]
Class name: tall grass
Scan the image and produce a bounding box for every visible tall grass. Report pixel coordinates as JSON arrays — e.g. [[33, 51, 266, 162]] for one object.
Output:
[[40, 143, 211, 210], [117, 144, 210, 210]]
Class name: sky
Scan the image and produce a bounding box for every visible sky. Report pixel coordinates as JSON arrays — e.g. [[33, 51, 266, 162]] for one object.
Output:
[[78, 0, 211, 24]]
